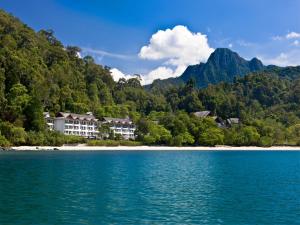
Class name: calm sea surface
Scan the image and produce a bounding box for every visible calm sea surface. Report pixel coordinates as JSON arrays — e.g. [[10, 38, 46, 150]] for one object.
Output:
[[0, 150, 299, 225]]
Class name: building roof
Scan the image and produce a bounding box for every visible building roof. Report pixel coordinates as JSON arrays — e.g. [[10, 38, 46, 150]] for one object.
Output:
[[193, 111, 212, 118], [102, 117, 133, 124], [56, 112, 98, 121], [226, 118, 240, 124]]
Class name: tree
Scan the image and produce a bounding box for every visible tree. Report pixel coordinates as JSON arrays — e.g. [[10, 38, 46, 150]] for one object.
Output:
[[0, 68, 5, 109], [171, 132, 195, 146], [66, 46, 81, 58], [0, 122, 27, 145], [198, 127, 224, 146], [136, 119, 171, 145], [98, 123, 111, 139], [179, 92, 203, 113], [237, 126, 260, 146], [6, 83, 31, 121], [38, 29, 62, 46], [24, 96, 45, 132], [0, 133, 10, 147]]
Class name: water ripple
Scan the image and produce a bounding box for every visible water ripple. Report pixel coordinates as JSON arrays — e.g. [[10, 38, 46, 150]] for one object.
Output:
[[0, 151, 299, 224]]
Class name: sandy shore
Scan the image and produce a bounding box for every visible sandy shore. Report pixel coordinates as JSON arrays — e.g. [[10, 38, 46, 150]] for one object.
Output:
[[11, 144, 300, 151]]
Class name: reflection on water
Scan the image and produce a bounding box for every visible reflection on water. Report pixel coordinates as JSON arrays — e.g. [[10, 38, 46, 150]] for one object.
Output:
[[0, 151, 299, 224]]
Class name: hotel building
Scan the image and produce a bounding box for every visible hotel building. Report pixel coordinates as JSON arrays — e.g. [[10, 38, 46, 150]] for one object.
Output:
[[44, 112, 99, 138], [102, 117, 136, 140], [44, 112, 136, 140]]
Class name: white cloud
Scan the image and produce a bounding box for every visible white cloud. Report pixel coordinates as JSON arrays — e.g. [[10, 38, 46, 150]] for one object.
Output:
[[293, 40, 299, 46], [272, 32, 300, 41], [228, 43, 233, 48], [143, 67, 175, 85], [260, 50, 300, 67], [139, 25, 213, 64], [110, 68, 138, 82], [110, 66, 186, 85], [286, 32, 300, 39], [272, 36, 283, 41], [138, 25, 214, 83], [143, 65, 187, 85], [82, 47, 134, 60]]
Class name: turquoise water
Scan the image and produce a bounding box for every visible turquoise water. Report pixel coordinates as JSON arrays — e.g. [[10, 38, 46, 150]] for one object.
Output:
[[0, 151, 299, 225]]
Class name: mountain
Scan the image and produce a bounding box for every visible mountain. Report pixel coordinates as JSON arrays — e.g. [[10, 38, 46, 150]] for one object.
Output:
[[148, 48, 265, 89]]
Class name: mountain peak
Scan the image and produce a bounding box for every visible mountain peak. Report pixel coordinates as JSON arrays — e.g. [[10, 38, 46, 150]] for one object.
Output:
[[206, 48, 246, 68], [148, 48, 265, 89], [249, 57, 264, 71], [210, 48, 240, 57], [213, 47, 236, 53]]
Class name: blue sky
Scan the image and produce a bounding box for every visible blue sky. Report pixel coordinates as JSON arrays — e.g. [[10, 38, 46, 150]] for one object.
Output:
[[1, 0, 300, 84]]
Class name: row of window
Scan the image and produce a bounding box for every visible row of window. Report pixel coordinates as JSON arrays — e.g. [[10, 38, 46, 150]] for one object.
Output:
[[46, 119, 54, 124], [63, 131, 134, 139], [65, 125, 96, 130], [114, 131, 135, 134], [111, 126, 135, 129], [123, 134, 135, 138], [114, 128, 135, 132], [65, 120, 96, 125], [64, 131, 98, 136]]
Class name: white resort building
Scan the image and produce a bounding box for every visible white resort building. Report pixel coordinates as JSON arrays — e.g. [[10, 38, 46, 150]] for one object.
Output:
[[44, 112, 54, 131], [44, 112, 99, 138], [43, 112, 136, 140], [102, 117, 136, 140]]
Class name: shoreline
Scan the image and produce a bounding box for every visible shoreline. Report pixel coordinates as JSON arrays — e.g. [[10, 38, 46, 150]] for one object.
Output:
[[9, 144, 300, 151]]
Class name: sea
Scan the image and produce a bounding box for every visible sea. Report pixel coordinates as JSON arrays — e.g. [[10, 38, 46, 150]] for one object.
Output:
[[0, 150, 299, 224]]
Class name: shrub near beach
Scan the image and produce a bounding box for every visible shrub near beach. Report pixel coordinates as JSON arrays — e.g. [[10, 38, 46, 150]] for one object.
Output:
[[87, 140, 142, 146]]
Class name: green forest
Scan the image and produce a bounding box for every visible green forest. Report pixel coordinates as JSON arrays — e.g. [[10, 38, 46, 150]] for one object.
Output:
[[0, 9, 300, 147]]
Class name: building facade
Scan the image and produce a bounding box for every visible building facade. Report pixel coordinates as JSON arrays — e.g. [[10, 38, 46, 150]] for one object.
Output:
[[44, 112, 99, 138], [43, 112, 54, 131], [44, 112, 136, 140], [102, 117, 136, 140]]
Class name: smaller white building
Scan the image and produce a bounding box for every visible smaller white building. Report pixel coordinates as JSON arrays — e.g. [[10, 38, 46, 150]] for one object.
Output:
[[44, 112, 99, 138], [43, 112, 54, 131], [102, 117, 136, 140]]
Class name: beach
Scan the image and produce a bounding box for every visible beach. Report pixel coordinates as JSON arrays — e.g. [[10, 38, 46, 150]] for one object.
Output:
[[11, 145, 300, 151]]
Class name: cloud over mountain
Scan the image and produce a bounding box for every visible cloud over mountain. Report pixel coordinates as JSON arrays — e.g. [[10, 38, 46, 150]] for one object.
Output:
[[138, 25, 214, 84], [110, 68, 137, 81]]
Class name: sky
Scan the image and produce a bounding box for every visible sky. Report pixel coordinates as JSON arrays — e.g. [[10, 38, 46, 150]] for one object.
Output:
[[1, 0, 300, 84]]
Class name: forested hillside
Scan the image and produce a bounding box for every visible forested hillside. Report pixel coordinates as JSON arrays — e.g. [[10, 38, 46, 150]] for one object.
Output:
[[0, 9, 300, 147], [0, 9, 169, 146]]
